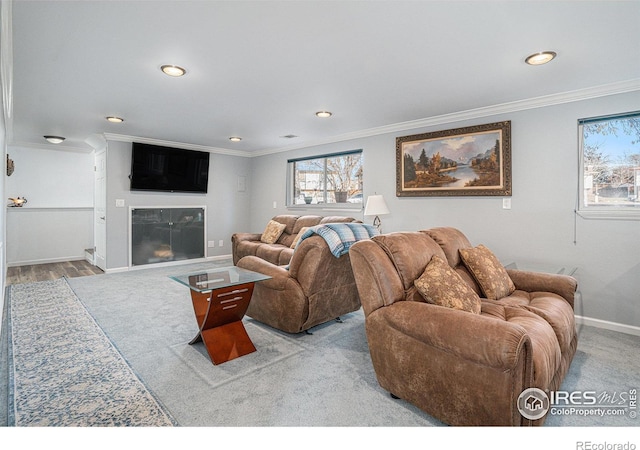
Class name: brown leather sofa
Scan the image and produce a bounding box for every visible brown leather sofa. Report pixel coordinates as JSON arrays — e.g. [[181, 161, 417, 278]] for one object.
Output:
[[348, 227, 578, 426], [232, 215, 360, 265], [237, 234, 361, 333]]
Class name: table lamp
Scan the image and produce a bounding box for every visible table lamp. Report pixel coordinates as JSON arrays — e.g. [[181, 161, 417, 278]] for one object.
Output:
[[364, 194, 390, 232]]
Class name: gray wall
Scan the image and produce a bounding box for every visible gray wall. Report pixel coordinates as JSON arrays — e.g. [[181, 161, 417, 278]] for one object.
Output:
[[5, 145, 94, 265], [5, 146, 94, 208], [6, 208, 93, 265], [248, 91, 640, 331], [3, 91, 638, 331], [0, 86, 5, 340], [105, 140, 252, 270]]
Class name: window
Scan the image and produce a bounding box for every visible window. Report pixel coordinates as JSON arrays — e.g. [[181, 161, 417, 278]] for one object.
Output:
[[579, 111, 640, 218], [288, 150, 363, 207]]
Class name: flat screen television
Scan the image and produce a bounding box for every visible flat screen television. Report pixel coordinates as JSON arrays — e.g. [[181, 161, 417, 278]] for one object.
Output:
[[130, 142, 210, 193]]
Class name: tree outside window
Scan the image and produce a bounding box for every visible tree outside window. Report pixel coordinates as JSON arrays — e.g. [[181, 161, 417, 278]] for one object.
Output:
[[289, 150, 363, 206], [580, 112, 640, 214]]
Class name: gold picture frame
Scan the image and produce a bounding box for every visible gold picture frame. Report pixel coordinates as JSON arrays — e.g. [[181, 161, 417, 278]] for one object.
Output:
[[396, 121, 512, 197]]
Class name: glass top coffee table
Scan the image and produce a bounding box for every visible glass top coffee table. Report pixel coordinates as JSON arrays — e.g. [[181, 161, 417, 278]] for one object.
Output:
[[170, 266, 271, 365]]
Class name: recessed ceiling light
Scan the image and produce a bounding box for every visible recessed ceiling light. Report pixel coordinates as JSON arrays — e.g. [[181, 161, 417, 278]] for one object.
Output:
[[161, 64, 187, 77], [105, 116, 124, 123], [229, 136, 242, 142], [525, 51, 557, 66], [315, 111, 332, 118], [43, 135, 65, 144]]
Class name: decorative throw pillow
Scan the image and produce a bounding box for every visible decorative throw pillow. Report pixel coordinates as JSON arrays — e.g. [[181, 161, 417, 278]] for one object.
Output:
[[414, 255, 481, 314], [459, 244, 516, 300], [290, 227, 310, 248], [260, 220, 286, 244]]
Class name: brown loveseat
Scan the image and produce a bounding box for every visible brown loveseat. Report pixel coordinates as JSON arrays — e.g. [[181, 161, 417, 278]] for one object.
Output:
[[237, 233, 362, 334], [232, 215, 360, 266], [348, 227, 578, 426]]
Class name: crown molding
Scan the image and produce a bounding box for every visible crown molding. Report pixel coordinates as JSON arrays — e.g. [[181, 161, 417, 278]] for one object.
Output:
[[44, 79, 640, 159], [8, 140, 94, 154], [252, 78, 640, 158], [103, 133, 253, 158]]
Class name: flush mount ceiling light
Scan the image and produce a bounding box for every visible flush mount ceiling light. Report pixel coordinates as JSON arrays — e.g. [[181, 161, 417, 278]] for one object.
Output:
[[105, 116, 124, 123], [525, 51, 557, 66], [160, 64, 187, 77], [43, 135, 65, 144], [315, 111, 332, 118], [229, 136, 242, 142]]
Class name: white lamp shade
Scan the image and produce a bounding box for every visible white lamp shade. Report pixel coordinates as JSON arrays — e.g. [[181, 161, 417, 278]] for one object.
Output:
[[364, 194, 390, 216]]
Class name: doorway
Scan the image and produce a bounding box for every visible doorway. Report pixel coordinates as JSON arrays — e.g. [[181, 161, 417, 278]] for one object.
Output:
[[94, 149, 106, 270]]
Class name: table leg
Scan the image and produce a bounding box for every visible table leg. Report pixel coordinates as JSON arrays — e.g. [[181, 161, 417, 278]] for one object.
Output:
[[189, 282, 257, 364], [201, 321, 256, 364]]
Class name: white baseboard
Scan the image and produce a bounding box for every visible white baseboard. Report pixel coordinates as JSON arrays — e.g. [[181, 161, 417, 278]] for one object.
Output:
[[206, 254, 233, 262], [575, 315, 640, 337], [7, 256, 86, 267], [104, 254, 233, 274]]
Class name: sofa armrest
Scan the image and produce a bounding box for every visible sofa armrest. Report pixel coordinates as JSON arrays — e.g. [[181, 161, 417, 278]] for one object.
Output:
[[232, 232, 263, 243], [236, 255, 292, 290], [375, 301, 530, 371], [506, 269, 577, 308], [232, 233, 266, 264]]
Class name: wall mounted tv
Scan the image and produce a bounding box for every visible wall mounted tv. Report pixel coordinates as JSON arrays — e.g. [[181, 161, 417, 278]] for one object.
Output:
[[130, 142, 210, 193]]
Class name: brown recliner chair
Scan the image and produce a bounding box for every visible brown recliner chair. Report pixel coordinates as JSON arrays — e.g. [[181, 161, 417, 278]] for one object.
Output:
[[349, 229, 577, 426], [236, 234, 361, 334]]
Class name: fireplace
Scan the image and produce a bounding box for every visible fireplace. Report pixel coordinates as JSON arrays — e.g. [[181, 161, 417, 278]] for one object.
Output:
[[130, 207, 206, 266]]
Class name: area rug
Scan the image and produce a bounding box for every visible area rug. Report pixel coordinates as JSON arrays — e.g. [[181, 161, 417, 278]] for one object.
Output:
[[7, 278, 176, 426], [65, 261, 441, 426], [9, 260, 640, 429]]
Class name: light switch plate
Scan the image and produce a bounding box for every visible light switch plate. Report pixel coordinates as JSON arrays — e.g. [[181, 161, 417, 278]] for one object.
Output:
[[237, 176, 246, 192], [503, 198, 511, 209], [115, 199, 125, 207]]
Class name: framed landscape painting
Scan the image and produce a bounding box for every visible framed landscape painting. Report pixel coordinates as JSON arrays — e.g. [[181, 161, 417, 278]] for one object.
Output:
[[396, 121, 512, 197]]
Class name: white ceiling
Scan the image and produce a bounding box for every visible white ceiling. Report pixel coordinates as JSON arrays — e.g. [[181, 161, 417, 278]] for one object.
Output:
[[8, 0, 640, 155]]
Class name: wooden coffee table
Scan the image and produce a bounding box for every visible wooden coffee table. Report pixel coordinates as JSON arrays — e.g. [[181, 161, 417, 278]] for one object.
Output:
[[170, 266, 271, 365]]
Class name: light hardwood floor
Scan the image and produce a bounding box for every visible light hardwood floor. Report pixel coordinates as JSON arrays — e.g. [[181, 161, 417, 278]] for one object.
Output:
[[6, 260, 104, 285]]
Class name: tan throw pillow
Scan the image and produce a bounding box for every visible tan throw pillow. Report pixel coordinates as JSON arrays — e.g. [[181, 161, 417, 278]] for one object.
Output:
[[459, 244, 515, 300], [414, 255, 481, 314], [260, 220, 286, 244], [290, 226, 310, 248]]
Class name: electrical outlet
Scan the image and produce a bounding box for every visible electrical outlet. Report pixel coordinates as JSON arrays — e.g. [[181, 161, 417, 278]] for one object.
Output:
[[207, 241, 215, 248], [218, 240, 224, 247], [115, 199, 125, 207]]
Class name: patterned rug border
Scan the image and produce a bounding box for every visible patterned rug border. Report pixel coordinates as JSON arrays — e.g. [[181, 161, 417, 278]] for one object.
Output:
[[8, 278, 177, 427]]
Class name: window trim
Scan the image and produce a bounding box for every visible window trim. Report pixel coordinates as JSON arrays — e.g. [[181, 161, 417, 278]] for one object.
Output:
[[286, 149, 363, 210], [577, 111, 640, 221]]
